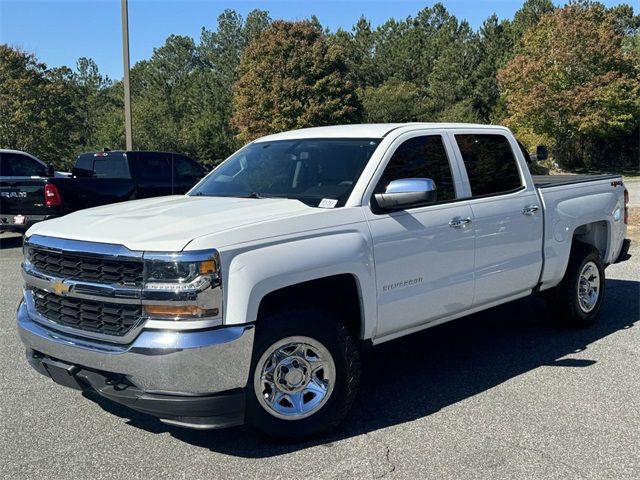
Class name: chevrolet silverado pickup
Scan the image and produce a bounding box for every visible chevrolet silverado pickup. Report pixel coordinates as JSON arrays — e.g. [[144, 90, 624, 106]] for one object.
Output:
[[17, 123, 631, 439], [1, 150, 205, 232]]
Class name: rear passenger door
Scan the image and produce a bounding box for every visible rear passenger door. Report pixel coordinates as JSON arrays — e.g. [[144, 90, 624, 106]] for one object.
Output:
[[450, 130, 543, 307], [365, 131, 475, 339]]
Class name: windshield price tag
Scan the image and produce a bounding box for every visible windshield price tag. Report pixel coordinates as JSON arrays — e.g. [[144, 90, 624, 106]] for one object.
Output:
[[318, 199, 338, 209]]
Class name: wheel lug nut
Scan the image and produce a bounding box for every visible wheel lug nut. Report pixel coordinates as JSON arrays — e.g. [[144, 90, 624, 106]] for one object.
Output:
[[292, 360, 299, 368], [281, 366, 288, 373]]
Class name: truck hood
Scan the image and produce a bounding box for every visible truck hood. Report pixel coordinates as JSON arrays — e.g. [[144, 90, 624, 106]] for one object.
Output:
[[27, 195, 316, 251]]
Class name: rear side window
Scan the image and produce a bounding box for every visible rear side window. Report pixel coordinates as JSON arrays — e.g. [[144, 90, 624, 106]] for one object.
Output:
[[375, 135, 456, 203], [73, 153, 130, 178], [1, 153, 47, 177], [132, 153, 171, 180], [455, 134, 522, 197], [93, 154, 129, 178], [74, 155, 94, 176], [173, 155, 203, 179]]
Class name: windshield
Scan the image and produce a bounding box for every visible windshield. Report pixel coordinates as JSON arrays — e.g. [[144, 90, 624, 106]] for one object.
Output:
[[189, 138, 380, 208]]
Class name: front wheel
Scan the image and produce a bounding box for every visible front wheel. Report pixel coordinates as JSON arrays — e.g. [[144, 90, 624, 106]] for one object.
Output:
[[546, 243, 605, 327], [245, 309, 360, 440]]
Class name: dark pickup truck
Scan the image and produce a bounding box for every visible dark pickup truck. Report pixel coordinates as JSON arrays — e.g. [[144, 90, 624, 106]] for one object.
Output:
[[0, 150, 206, 233]]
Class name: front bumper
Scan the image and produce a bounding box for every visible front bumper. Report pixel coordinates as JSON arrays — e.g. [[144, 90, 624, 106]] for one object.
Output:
[[17, 300, 254, 428]]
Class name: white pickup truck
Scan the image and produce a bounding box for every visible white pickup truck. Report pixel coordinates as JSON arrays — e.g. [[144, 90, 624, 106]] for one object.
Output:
[[17, 123, 631, 439]]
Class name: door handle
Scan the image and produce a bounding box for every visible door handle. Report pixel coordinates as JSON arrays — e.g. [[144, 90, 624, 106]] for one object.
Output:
[[522, 205, 540, 215], [449, 217, 472, 228]]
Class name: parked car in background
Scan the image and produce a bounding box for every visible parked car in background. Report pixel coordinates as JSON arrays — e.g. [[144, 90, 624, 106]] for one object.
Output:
[[1, 149, 70, 232], [0, 150, 205, 233]]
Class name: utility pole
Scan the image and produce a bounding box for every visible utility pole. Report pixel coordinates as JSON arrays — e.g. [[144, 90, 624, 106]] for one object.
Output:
[[120, 0, 133, 149]]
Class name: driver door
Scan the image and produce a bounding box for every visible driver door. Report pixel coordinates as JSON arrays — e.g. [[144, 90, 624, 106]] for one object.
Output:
[[364, 132, 475, 339]]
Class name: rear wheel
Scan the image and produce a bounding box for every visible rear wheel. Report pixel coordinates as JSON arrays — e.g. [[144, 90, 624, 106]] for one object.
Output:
[[245, 309, 360, 440], [545, 243, 605, 327]]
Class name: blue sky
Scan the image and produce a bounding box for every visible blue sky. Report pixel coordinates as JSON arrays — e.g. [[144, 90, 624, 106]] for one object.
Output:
[[0, 0, 630, 80]]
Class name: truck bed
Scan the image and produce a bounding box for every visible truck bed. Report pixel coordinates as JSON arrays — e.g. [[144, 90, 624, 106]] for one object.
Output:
[[532, 174, 619, 188]]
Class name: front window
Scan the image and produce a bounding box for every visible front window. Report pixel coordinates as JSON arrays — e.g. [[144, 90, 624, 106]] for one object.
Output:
[[190, 138, 380, 208], [1, 153, 47, 177]]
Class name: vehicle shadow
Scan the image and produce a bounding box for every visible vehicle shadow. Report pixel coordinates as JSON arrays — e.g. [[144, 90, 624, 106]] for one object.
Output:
[[89, 278, 639, 457], [0, 234, 23, 250]]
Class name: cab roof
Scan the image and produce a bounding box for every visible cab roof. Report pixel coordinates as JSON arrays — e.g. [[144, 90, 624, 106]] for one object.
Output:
[[254, 123, 509, 142]]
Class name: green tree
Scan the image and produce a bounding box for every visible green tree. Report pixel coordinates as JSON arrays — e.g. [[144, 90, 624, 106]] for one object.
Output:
[[232, 20, 362, 142], [199, 9, 271, 88], [511, 0, 555, 41], [498, 3, 640, 168], [471, 15, 514, 122], [360, 79, 427, 122], [0, 45, 78, 166], [71, 57, 115, 153], [333, 17, 381, 90]]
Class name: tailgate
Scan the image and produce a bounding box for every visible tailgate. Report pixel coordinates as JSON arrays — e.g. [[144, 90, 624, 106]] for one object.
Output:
[[0, 179, 46, 215]]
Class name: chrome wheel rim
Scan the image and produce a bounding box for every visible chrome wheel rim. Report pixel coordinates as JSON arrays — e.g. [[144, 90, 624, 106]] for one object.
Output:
[[254, 336, 335, 420], [577, 261, 600, 313]]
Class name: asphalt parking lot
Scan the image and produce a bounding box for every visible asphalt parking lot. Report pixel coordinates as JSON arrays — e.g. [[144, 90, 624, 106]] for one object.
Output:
[[1, 232, 638, 480]]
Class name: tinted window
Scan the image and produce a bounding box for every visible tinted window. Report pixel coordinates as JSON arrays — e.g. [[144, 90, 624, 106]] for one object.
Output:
[[133, 153, 171, 181], [190, 139, 380, 208], [93, 154, 130, 178], [74, 154, 95, 176], [173, 155, 203, 179], [1, 153, 47, 177], [455, 134, 522, 196], [375, 135, 455, 203]]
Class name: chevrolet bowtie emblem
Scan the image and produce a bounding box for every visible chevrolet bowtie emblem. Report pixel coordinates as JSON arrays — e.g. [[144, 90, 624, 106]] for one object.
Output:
[[50, 279, 71, 296]]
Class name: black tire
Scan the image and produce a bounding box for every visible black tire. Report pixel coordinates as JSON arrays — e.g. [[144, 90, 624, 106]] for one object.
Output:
[[545, 242, 605, 327], [245, 309, 360, 440]]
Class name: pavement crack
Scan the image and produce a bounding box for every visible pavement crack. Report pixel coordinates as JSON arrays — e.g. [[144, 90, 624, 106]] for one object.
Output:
[[357, 407, 396, 479], [373, 443, 396, 479]]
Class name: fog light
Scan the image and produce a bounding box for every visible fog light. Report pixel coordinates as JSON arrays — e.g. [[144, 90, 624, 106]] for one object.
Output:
[[145, 305, 219, 318]]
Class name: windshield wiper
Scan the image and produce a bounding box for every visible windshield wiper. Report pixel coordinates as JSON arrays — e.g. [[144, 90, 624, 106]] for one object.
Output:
[[236, 192, 289, 199], [190, 192, 289, 199]]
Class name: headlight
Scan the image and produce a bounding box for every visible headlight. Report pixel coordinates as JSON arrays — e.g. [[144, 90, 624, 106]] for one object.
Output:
[[144, 258, 218, 290], [142, 249, 222, 320]]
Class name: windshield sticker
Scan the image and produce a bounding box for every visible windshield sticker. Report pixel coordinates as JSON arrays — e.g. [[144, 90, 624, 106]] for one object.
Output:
[[318, 198, 338, 209]]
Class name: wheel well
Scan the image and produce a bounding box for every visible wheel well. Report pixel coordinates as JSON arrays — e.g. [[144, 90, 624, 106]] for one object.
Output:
[[256, 274, 363, 340], [572, 221, 608, 260]]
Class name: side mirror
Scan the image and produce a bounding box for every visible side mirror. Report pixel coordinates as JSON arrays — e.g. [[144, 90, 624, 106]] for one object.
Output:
[[46, 163, 55, 177], [536, 145, 548, 161], [374, 178, 437, 211]]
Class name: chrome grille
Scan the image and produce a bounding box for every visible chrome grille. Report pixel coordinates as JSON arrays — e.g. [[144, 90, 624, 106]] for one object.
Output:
[[32, 288, 142, 337], [29, 247, 144, 286]]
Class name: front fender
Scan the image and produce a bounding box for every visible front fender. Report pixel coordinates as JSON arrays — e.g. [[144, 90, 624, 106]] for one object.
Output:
[[223, 232, 376, 339]]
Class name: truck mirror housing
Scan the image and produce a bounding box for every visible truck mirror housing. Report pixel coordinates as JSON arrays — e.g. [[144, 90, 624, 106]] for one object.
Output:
[[536, 145, 549, 161], [46, 163, 55, 177], [375, 178, 437, 210]]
